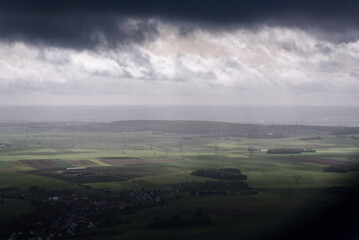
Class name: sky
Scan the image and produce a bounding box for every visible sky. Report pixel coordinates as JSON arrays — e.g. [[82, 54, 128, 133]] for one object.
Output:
[[0, 0, 359, 106]]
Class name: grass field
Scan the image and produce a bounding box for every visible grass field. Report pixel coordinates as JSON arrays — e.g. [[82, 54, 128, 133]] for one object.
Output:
[[0, 122, 358, 239]]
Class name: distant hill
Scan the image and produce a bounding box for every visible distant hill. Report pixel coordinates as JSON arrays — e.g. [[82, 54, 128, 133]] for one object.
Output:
[[88, 120, 343, 138], [4, 120, 356, 138]]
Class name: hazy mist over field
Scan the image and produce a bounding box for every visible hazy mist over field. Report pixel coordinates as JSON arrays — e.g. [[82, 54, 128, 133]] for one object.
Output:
[[1, 0, 359, 106], [1, 105, 359, 127]]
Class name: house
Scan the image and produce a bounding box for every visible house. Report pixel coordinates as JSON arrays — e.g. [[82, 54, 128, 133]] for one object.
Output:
[[48, 196, 59, 202]]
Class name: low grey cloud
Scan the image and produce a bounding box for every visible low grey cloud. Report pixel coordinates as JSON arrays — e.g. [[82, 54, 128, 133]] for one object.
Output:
[[0, 24, 358, 105]]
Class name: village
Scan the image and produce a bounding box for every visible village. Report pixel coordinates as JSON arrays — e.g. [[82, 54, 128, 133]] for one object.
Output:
[[3, 187, 165, 240]]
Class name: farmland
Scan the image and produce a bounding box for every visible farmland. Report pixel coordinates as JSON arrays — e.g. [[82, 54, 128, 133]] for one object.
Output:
[[0, 121, 358, 239]]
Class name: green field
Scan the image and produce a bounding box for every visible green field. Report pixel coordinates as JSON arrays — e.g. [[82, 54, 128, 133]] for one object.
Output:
[[0, 121, 358, 239]]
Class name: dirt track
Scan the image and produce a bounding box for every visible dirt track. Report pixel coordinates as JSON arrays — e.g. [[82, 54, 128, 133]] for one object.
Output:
[[100, 158, 183, 165]]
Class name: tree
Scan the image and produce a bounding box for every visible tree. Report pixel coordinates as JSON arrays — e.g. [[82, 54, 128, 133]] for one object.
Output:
[[294, 175, 301, 185]]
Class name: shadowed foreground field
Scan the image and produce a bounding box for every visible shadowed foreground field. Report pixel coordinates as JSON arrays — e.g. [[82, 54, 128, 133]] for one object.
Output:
[[0, 121, 358, 239]]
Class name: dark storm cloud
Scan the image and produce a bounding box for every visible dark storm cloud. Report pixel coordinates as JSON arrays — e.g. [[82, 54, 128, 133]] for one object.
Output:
[[0, 0, 359, 49], [0, 9, 159, 48]]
